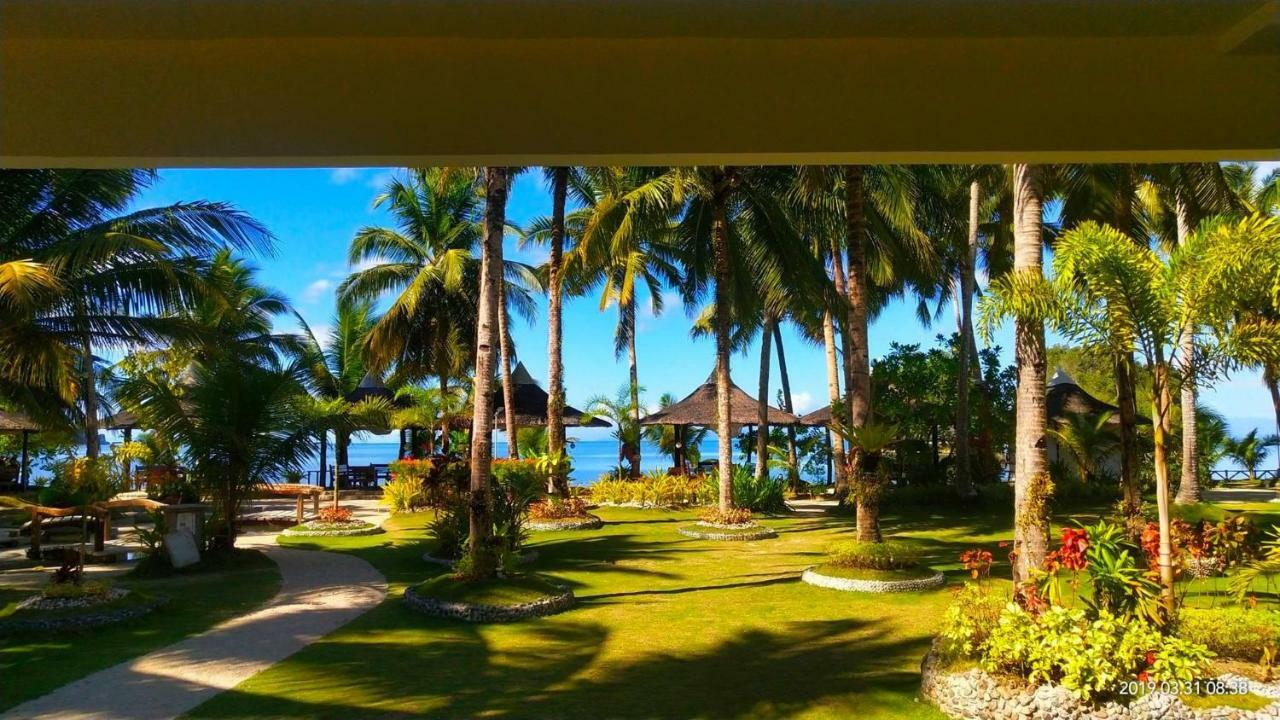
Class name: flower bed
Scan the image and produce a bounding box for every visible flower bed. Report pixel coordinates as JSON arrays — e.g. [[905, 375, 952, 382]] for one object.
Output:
[[0, 590, 168, 636], [526, 515, 603, 532], [801, 564, 945, 593], [922, 641, 1280, 720], [677, 522, 777, 541], [281, 519, 383, 537], [403, 574, 574, 623]]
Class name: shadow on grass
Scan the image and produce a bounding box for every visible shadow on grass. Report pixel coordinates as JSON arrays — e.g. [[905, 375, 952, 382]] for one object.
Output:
[[188, 616, 937, 719]]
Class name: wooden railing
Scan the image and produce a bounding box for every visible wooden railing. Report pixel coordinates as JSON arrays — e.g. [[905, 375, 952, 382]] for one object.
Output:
[[1208, 469, 1278, 485]]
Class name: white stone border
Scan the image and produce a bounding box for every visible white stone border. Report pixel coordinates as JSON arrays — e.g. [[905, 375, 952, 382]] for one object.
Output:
[[921, 641, 1280, 720], [526, 515, 603, 532], [801, 565, 945, 593], [281, 520, 384, 538], [677, 523, 777, 541], [0, 593, 169, 636], [403, 581, 574, 623]]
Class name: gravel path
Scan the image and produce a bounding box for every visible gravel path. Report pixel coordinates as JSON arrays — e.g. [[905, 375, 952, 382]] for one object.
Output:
[[2, 543, 387, 720]]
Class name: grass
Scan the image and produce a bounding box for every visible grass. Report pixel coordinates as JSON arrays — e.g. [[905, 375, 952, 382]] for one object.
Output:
[[811, 564, 939, 581], [414, 573, 564, 606], [172, 499, 1280, 719], [1179, 691, 1272, 711], [0, 548, 280, 712]]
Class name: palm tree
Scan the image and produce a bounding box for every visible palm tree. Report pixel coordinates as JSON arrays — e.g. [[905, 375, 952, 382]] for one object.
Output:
[[544, 167, 570, 492], [121, 354, 318, 550], [584, 384, 644, 478], [0, 169, 272, 456], [1048, 411, 1119, 483], [466, 166, 510, 580], [1228, 429, 1275, 484], [845, 422, 898, 542], [557, 167, 682, 479]]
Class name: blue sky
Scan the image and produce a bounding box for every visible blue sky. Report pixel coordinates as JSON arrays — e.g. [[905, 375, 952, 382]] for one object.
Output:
[[130, 165, 1280, 442]]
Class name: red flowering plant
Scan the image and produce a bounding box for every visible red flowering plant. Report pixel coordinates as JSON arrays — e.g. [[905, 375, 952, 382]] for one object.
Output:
[[317, 506, 354, 524], [960, 548, 994, 582], [1038, 525, 1090, 606]]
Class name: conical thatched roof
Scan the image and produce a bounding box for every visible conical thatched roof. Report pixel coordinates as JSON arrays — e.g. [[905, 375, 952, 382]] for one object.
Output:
[[101, 410, 140, 430], [640, 372, 802, 427], [797, 405, 832, 427], [1046, 368, 1149, 425], [0, 409, 42, 433], [493, 363, 610, 429], [345, 373, 398, 405]]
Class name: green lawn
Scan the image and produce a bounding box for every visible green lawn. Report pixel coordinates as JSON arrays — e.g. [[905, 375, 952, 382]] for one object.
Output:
[[0, 549, 281, 712], [179, 500, 1280, 719]]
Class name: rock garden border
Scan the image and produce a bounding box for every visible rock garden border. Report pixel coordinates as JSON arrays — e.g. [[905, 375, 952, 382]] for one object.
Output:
[[526, 515, 603, 532], [281, 520, 384, 538], [0, 592, 169, 636], [403, 581, 574, 623], [801, 565, 945, 593], [677, 522, 777, 541], [920, 641, 1280, 720]]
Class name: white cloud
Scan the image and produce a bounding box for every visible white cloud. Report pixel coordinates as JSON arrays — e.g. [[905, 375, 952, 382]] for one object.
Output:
[[365, 170, 395, 190], [302, 279, 333, 303], [790, 390, 815, 414], [329, 168, 361, 185]]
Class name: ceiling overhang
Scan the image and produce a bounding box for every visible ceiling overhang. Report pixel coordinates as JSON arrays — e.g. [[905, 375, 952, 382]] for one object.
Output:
[[2, 0, 1278, 167]]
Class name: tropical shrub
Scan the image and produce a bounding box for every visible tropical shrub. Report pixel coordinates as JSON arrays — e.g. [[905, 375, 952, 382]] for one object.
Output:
[[1177, 607, 1280, 665], [388, 458, 434, 483], [703, 465, 786, 513], [529, 497, 588, 520], [939, 581, 1005, 658], [590, 471, 711, 507], [699, 507, 753, 526], [38, 457, 122, 508], [1038, 521, 1163, 624], [981, 605, 1213, 701], [317, 506, 353, 523], [492, 458, 546, 489], [382, 475, 427, 513], [826, 540, 921, 570], [427, 498, 469, 560]]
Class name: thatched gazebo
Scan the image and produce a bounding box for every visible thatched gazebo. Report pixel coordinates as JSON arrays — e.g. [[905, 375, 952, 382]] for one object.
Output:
[[0, 409, 44, 489], [493, 363, 610, 430], [640, 371, 801, 474]]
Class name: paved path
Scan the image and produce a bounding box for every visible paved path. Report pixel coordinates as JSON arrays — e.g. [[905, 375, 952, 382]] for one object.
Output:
[[4, 542, 387, 720]]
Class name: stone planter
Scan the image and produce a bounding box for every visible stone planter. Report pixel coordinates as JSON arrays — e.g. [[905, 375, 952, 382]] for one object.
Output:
[[281, 520, 384, 538], [0, 592, 169, 636], [403, 582, 574, 623], [921, 641, 1280, 720], [526, 515, 603, 532], [801, 566, 945, 593], [677, 522, 777, 541]]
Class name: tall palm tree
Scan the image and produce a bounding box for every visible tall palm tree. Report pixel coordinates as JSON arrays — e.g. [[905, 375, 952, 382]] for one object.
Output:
[[544, 166, 570, 492], [466, 166, 510, 579], [0, 169, 272, 455], [1011, 163, 1050, 584], [585, 385, 645, 479], [557, 167, 682, 479]]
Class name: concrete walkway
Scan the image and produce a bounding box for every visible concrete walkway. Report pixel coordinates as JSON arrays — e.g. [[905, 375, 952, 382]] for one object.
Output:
[[4, 541, 387, 720]]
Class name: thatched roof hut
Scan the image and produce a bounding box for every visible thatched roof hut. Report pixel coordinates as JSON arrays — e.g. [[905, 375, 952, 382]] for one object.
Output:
[[345, 373, 400, 405], [493, 363, 610, 429], [1047, 368, 1149, 425], [0, 409, 42, 433], [640, 372, 801, 427], [797, 405, 832, 427]]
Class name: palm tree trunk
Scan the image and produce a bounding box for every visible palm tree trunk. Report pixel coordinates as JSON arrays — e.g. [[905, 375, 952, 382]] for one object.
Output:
[[822, 311, 850, 493], [497, 285, 518, 459], [1151, 357, 1177, 615], [845, 166, 876, 539], [627, 297, 642, 480], [712, 172, 735, 513], [80, 331, 100, 459], [756, 316, 773, 482], [319, 430, 328, 487], [772, 323, 800, 490], [438, 374, 451, 456], [1011, 163, 1049, 584], [1174, 194, 1201, 504], [829, 239, 855, 442], [467, 167, 507, 579], [546, 166, 569, 495], [1115, 353, 1142, 524], [955, 179, 979, 497], [1266, 365, 1280, 475]]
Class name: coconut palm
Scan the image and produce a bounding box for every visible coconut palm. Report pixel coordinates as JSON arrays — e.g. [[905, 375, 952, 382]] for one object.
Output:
[[585, 384, 645, 479], [1228, 429, 1275, 484], [0, 169, 273, 455]]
